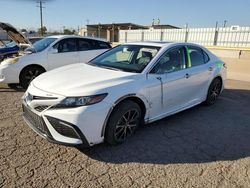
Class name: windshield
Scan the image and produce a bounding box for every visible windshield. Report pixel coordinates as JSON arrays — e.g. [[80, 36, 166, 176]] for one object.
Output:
[[32, 37, 57, 52], [89, 45, 160, 73]]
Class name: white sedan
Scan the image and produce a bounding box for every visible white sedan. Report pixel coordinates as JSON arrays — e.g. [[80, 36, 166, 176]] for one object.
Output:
[[22, 42, 226, 147], [0, 35, 111, 88]]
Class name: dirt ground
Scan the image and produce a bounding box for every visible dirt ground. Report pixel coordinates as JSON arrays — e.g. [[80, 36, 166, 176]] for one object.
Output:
[[221, 57, 250, 83], [0, 79, 250, 188]]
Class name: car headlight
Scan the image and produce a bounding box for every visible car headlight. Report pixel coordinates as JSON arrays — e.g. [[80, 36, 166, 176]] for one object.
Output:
[[53, 93, 108, 108]]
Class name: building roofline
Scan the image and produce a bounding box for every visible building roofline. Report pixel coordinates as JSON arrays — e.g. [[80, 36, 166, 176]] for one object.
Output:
[[86, 23, 148, 29]]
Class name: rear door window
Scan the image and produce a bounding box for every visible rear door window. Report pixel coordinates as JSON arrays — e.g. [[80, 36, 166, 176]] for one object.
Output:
[[187, 46, 209, 67], [96, 41, 111, 49], [78, 39, 93, 51]]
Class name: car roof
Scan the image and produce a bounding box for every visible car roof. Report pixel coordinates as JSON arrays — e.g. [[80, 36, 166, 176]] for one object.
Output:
[[46, 35, 109, 42], [124, 41, 173, 47]]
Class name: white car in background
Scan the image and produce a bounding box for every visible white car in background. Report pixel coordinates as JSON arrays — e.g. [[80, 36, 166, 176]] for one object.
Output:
[[22, 42, 226, 147], [0, 35, 111, 88]]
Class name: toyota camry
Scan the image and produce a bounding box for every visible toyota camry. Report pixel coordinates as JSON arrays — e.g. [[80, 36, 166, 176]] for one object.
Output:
[[22, 42, 226, 147]]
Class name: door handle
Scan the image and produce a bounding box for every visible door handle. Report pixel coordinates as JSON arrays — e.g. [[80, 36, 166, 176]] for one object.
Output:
[[156, 77, 162, 81], [208, 67, 214, 71], [185, 73, 190, 79]]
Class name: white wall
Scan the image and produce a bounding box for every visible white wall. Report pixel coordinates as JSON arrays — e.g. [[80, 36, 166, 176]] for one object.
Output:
[[119, 27, 250, 48]]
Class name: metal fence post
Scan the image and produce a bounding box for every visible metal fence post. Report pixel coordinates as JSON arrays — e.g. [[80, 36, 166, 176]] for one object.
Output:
[[185, 24, 189, 42], [213, 22, 219, 46], [125, 31, 127, 43], [185, 29, 189, 42], [214, 30, 219, 46], [160, 30, 164, 41], [141, 31, 144, 42]]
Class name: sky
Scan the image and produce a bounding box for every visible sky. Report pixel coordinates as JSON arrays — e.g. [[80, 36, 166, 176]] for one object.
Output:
[[0, 0, 250, 31]]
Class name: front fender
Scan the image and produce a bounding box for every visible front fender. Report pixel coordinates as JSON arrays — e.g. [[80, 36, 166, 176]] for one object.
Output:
[[101, 93, 150, 137]]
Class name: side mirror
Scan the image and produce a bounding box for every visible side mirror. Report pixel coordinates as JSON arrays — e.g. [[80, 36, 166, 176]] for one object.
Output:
[[49, 48, 58, 54]]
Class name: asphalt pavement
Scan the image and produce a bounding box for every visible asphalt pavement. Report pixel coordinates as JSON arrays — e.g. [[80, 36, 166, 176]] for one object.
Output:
[[0, 79, 250, 187]]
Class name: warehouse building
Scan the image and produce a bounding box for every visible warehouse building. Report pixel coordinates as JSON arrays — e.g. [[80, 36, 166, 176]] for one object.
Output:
[[79, 22, 178, 42]]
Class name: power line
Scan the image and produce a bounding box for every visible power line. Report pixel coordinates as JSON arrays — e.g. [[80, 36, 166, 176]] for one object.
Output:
[[36, 1, 45, 36]]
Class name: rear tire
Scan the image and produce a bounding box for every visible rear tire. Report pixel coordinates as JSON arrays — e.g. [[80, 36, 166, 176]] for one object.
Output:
[[105, 100, 142, 145], [20, 66, 45, 89], [205, 78, 222, 105]]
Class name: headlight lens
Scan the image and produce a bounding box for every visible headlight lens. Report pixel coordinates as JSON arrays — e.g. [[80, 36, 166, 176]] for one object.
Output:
[[53, 93, 108, 108]]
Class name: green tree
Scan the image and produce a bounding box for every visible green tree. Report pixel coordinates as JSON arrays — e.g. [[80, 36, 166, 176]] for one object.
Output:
[[51, 31, 61, 35], [38, 26, 47, 36], [21, 29, 27, 33], [63, 28, 74, 35]]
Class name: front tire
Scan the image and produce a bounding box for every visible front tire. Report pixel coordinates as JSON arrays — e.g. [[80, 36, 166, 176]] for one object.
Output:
[[205, 78, 222, 105], [20, 66, 45, 89], [105, 100, 142, 145]]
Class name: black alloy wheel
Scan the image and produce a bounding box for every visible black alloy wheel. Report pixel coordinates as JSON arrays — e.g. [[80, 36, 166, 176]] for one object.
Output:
[[205, 78, 222, 105], [105, 100, 142, 145], [20, 66, 44, 88]]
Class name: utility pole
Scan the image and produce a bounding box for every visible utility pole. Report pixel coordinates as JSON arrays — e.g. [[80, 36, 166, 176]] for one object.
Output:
[[37, 1, 45, 36], [223, 20, 228, 28], [85, 19, 90, 25]]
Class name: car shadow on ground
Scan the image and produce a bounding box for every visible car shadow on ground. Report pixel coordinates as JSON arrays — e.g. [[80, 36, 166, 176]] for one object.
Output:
[[0, 84, 25, 92], [78, 88, 250, 164]]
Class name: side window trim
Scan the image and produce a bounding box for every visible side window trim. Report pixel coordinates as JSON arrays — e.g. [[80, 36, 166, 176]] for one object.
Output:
[[184, 46, 192, 68], [202, 50, 210, 63]]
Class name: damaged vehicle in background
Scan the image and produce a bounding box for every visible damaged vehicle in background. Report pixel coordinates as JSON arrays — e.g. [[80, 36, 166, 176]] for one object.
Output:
[[0, 34, 111, 88], [0, 22, 31, 62]]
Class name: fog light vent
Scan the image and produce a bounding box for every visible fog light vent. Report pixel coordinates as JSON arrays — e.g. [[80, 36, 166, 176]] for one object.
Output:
[[46, 116, 80, 139]]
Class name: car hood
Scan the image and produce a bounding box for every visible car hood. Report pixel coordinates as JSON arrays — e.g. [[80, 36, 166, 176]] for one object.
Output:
[[0, 22, 30, 45], [32, 63, 139, 96]]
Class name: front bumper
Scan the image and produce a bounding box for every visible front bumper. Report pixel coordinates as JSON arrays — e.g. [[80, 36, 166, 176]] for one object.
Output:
[[22, 102, 90, 147], [21, 84, 113, 146]]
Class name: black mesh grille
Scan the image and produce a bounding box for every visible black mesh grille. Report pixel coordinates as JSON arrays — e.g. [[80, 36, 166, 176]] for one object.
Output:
[[23, 104, 52, 138], [47, 116, 80, 139]]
